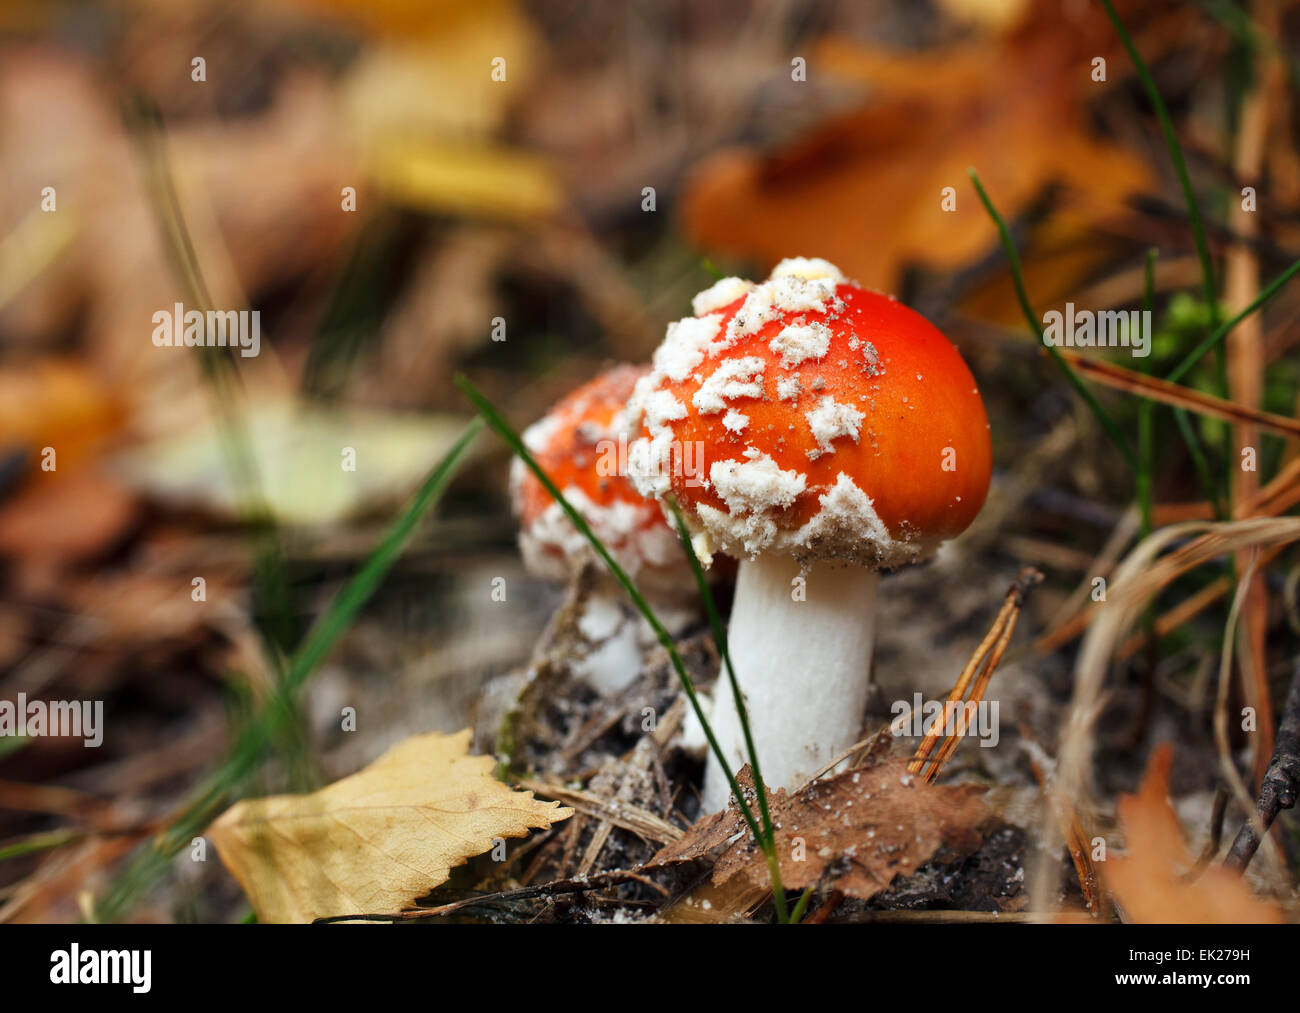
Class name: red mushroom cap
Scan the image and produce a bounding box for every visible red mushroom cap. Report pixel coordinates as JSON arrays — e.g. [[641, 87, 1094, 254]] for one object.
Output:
[[627, 258, 991, 568], [511, 364, 685, 584]]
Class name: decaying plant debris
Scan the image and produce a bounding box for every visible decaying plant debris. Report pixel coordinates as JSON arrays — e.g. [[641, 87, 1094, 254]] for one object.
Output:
[[278, 569, 1080, 924], [300, 593, 1026, 925]]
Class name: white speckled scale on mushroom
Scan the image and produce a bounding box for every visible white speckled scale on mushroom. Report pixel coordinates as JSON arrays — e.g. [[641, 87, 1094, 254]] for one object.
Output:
[[511, 365, 693, 695]]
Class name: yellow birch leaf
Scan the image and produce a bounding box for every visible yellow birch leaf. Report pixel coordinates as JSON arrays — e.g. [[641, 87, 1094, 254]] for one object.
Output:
[[116, 400, 474, 526], [367, 138, 561, 221], [211, 729, 572, 923]]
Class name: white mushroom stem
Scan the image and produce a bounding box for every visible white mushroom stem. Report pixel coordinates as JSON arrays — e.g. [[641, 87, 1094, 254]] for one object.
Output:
[[701, 554, 878, 813], [572, 588, 697, 696], [572, 593, 644, 696]]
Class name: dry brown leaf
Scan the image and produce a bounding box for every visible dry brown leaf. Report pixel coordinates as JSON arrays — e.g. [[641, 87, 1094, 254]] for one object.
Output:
[[0, 51, 357, 428], [211, 729, 572, 923], [1103, 745, 1285, 924], [680, 0, 1167, 295], [366, 138, 560, 221], [63, 571, 231, 647], [653, 759, 987, 902], [0, 469, 136, 566], [0, 359, 123, 472], [656, 875, 770, 924]]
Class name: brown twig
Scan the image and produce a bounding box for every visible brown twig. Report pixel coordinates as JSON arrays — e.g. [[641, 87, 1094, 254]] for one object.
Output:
[[909, 568, 1042, 782], [1036, 453, 1300, 656], [554, 815, 586, 881], [1051, 346, 1300, 440], [1225, 0, 1281, 792], [515, 778, 684, 844], [1021, 724, 1101, 916], [926, 596, 1025, 781], [313, 867, 670, 923], [1224, 660, 1300, 872], [517, 826, 568, 887]]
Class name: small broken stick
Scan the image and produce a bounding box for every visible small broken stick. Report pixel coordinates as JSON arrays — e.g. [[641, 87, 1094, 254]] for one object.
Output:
[[1224, 660, 1300, 873], [908, 567, 1043, 783]]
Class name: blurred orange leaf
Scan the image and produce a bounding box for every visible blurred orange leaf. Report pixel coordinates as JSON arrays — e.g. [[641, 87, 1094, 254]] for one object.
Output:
[[1103, 745, 1284, 924], [0, 359, 121, 471], [682, 0, 1165, 294], [0, 469, 136, 566]]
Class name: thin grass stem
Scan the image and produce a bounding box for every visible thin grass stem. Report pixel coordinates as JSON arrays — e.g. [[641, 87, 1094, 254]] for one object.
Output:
[[664, 495, 784, 914], [968, 168, 1137, 472], [93, 419, 482, 921], [455, 374, 792, 921]]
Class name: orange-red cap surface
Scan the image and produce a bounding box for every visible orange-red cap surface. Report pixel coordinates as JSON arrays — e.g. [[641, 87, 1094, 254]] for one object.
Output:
[[511, 364, 683, 582], [627, 258, 991, 568]]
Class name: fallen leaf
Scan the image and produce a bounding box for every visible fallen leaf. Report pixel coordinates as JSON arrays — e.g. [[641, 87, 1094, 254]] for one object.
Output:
[[0, 469, 136, 566], [63, 571, 231, 646], [680, 0, 1171, 294], [653, 760, 987, 902], [338, 0, 557, 220], [367, 138, 560, 221], [656, 875, 769, 924], [0, 359, 123, 473], [936, 0, 1032, 31], [211, 729, 572, 923], [1103, 745, 1284, 924], [115, 398, 472, 526]]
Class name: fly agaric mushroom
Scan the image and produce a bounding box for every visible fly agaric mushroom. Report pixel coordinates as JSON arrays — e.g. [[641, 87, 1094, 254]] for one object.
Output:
[[511, 364, 691, 694], [626, 257, 991, 811]]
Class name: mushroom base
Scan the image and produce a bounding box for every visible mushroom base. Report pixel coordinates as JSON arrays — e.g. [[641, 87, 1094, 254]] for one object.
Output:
[[573, 588, 697, 696], [701, 555, 878, 814]]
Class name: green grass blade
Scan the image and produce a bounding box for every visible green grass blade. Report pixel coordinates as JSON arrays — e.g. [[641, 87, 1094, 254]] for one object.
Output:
[[1136, 248, 1158, 539], [1159, 253, 1300, 520], [663, 495, 785, 917], [700, 257, 725, 281], [789, 885, 815, 924], [454, 374, 793, 921], [1099, 0, 1240, 513], [282, 417, 483, 695], [1133, 248, 1221, 522], [1136, 249, 1163, 653], [123, 98, 309, 779], [0, 829, 83, 863], [1164, 254, 1300, 386], [1175, 407, 1222, 518], [93, 418, 483, 922], [968, 168, 1138, 471], [1098, 0, 1223, 340]]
